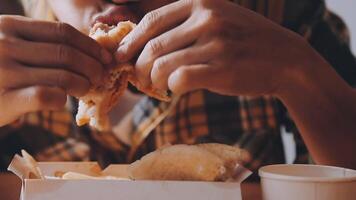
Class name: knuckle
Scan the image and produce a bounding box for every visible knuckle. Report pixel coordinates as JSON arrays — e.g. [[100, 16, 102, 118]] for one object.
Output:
[[151, 57, 167, 80], [56, 44, 74, 65], [141, 10, 162, 34], [143, 10, 160, 27], [30, 86, 51, 107], [181, 0, 193, 7], [0, 36, 16, 54], [184, 0, 194, 5], [56, 22, 73, 43], [55, 71, 71, 88], [196, 10, 218, 31], [153, 57, 168, 72], [146, 39, 164, 57], [0, 15, 12, 29]]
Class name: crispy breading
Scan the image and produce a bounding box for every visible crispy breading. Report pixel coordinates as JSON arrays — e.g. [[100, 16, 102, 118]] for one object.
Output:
[[128, 144, 227, 181], [128, 144, 247, 181], [76, 21, 170, 131]]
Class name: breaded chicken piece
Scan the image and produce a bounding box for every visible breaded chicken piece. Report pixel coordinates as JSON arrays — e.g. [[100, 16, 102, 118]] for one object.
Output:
[[197, 143, 251, 175], [128, 144, 249, 181], [76, 21, 170, 131], [128, 144, 227, 181]]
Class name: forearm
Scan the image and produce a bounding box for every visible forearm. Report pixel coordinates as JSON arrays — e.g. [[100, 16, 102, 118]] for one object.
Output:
[[278, 48, 356, 169], [0, 0, 23, 15]]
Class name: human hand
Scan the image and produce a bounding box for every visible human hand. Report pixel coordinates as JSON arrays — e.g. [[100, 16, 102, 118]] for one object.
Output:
[[0, 15, 111, 126], [116, 0, 315, 97]]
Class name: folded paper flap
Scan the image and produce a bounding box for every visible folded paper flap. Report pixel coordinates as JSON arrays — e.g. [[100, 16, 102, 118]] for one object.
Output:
[[8, 154, 29, 180], [8, 150, 43, 180], [21, 150, 44, 179]]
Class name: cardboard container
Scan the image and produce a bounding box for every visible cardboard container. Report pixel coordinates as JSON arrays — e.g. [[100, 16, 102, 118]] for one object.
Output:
[[259, 164, 356, 200], [18, 162, 250, 200]]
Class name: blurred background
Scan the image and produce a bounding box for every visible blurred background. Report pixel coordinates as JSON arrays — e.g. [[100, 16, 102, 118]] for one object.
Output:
[[326, 0, 356, 53], [282, 1, 356, 164]]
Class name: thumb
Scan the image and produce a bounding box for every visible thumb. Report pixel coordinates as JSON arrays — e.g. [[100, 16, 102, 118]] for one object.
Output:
[[168, 64, 215, 95]]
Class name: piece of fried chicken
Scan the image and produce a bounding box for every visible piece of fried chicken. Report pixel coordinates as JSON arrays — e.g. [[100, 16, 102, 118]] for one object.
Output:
[[128, 143, 249, 181], [76, 21, 170, 131]]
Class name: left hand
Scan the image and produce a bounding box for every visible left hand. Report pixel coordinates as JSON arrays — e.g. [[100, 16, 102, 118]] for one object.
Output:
[[116, 0, 316, 97]]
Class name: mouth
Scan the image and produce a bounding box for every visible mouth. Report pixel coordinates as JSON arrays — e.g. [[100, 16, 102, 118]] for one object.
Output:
[[92, 4, 141, 26]]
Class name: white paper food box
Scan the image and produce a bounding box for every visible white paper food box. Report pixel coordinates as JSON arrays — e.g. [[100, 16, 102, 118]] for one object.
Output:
[[18, 162, 250, 200]]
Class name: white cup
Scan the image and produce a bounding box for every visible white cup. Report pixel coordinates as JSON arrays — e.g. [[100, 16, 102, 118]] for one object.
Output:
[[259, 164, 356, 200]]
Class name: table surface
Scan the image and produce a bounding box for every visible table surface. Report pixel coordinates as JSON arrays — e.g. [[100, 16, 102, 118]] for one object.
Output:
[[0, 173, 262, 200]]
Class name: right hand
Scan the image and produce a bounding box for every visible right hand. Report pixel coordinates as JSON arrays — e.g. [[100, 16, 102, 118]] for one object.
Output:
[[0, 15, 112, 126]]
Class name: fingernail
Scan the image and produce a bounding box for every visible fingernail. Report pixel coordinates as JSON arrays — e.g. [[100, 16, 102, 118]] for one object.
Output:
[[101, 49, 112, 64]]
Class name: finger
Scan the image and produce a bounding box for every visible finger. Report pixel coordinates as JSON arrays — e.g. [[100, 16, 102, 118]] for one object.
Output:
[[150, 45, 211, 91], [116, 0, 193, 62], [168, 64, 217, 95], [9, 38, 103, 85], [3, 15, 112, 64], [0, 86, 67, 121], [0, 64, 90, 97], [132, 17, 206, 88]]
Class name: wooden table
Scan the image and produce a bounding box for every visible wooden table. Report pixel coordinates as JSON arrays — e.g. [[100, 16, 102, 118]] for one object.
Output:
[[0, 173, 262, 200]]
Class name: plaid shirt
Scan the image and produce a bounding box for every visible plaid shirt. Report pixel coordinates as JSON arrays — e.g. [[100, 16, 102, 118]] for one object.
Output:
[[1, 0, 356, 172]]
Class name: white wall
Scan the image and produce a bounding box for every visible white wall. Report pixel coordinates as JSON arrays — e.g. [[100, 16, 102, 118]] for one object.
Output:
[[325, 0, 356, 54]]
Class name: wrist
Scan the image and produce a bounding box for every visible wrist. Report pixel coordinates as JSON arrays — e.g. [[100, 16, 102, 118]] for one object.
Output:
[[276, 42, 353, 108], [276, 41, 329, 101]]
